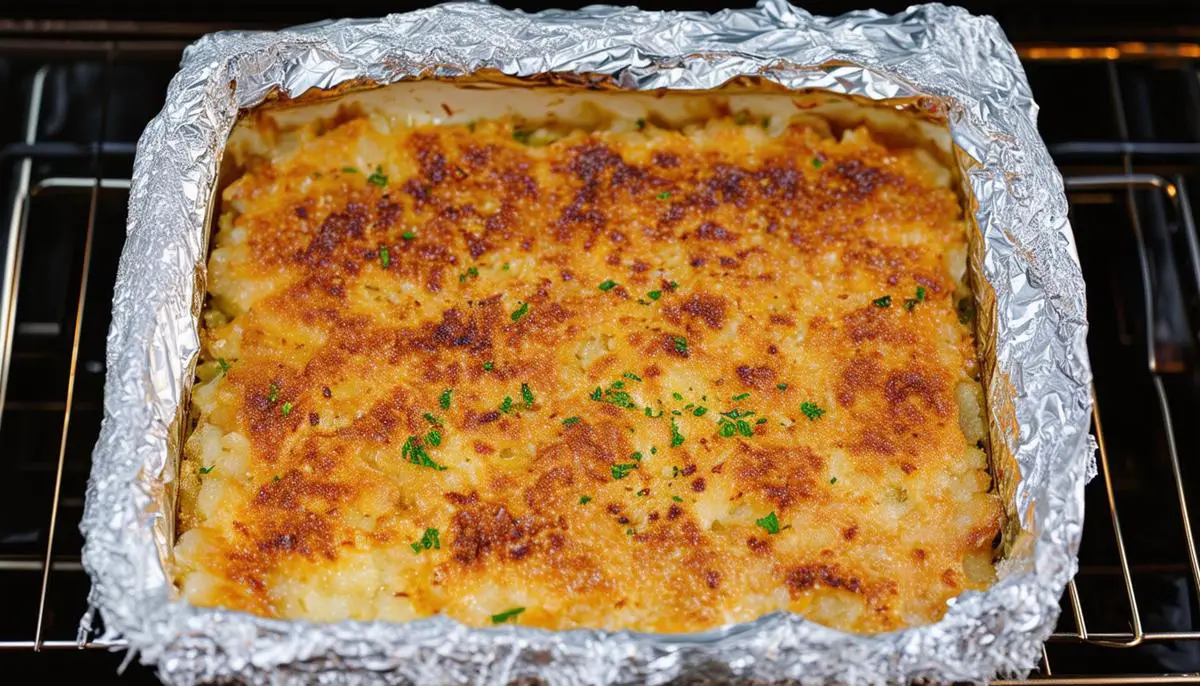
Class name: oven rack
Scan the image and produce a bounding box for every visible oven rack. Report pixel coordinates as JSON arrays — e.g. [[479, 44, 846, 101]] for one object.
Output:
[[0, 37, 1196, 684]]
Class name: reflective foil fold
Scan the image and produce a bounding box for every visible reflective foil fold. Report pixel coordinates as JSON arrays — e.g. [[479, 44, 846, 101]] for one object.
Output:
[[81, 2, 1093, 684]]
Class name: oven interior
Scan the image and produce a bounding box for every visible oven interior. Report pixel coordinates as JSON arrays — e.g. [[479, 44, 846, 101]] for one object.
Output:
[[0, 10, 1196, 685]]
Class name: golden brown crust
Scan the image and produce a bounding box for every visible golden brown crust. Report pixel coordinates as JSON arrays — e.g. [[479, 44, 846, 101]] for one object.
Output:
[[176, 110, 1000, 634]]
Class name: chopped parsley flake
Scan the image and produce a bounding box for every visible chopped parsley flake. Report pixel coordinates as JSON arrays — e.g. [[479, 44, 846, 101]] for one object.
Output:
[[650, 446, 657, 454], [872, 295, 892, 308], [657, 191, 671, 200], [611, 462, 639, 480], [216, 358, 231, 376], [736, 420, 753, 437], [401, 230, 417, 241], [647, 290, 662, 301], [500, 396, 514, 413], [732, 392, 750, 401], [410, 527, 440, 553], [459, 266, 480, 283], [636, 118, 646, 130], [379, 246, 391, 268], [423, 412, 442, 426], [511, 302, 530, 322], [672, 392, 684, 401], [521, 383, 535, 409], [830, 476, 838, 484], [512, 129, 533, 144], [644, 406, 663, 418], [719, 422, 736, 438], [502, 262, 511, 271], [630, 451, 643, 461], [439, 388, 453, 410], [272, 474, 281, 482], [593, 381, 637, 410], [693, 406, 708, 417], [598, 279, 618, 291], [483, 361, 494, 371], [426, 430, 442, 447], [756, 417, 768, 425], [670, 418, 685, 447], [367, 166, 388, 187], [800, 402, 825, 421], [811, 157, 824, 169], [267, 383, 280, 404], [673, 336, 688, 354], [579, 495, 592, 504], [402, 435, 448, 471], [776, 383, 788, 391], [624, 372, 642, 382], [198, 465, 214, 475], [562, 416, 581, 427], [756, 511, 781, 535], [672, 495, 684, 502], [669, 280, 679, 290], [341, 166, 358, 174], [904, 286, 927, 312], [281, 401, 293, 417]]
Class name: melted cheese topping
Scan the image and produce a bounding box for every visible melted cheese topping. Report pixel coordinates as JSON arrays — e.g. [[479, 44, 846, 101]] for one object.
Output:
[[177, 108, 1001, 634]]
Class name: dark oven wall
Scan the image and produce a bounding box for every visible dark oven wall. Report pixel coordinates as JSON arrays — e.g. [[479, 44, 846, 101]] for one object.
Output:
[[0, 2, 1197, 684]]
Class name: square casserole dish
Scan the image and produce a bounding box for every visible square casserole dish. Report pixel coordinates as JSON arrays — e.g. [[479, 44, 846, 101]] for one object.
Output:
[[81, 3, 1093, 684]]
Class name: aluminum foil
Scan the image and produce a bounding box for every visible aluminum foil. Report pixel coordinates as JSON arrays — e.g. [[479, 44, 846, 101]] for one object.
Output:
[[81, 1, 1094, 684]]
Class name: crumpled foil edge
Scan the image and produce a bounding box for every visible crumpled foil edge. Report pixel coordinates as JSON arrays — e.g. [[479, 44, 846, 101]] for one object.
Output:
[[80, 2, 1093, 684]]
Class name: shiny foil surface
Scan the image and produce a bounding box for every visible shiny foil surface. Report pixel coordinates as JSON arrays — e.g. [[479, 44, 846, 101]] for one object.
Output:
[[80, 2, 1094, 683]]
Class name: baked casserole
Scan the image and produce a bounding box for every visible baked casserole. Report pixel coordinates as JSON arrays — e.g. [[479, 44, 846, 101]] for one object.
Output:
[[176, 91, 1001, 635]]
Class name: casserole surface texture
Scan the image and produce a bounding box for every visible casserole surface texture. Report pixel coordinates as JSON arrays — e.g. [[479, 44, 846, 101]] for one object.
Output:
[[177, 103, 1001, 635]]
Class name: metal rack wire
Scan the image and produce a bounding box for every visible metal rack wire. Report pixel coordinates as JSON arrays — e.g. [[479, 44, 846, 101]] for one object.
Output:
[[0, 37, 1196, 684]]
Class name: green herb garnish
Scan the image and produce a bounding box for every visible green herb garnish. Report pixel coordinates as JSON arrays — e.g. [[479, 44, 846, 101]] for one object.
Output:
[[521, 383, 535, 409], [367, 165, 388, 187], [562, 416, 581, 427], [673, 336, 688, 354], [341, 166, 359, 174], [439, 388, 453, 410], [811, 157, 824, 169], [401, 230, 417, 241], [483, 361, 494, 371], [657, 191, 671, 200], [800, 402, 825, 421], [511, 302, 530, 322], [426, 430, 442, 447], [216, 358, 231, 376], [379, 246, 391, 268], [636, 118, 646, 130], [281, 401, 293, 417], [267, 383, 280, 404], [776, 383, 788, 391], [459, 267, 480, 283], [579, 495, 592, 504], [402, 435, 448, 471], [198, 465, 214, 475], [611, 463, 639, 480], [500, 396, 514, 413], [624, 372, 642, 382], [670, 418, 685, 447], [693, 406, 708, 417], [410, 527, 440, 554], [830, 476, 838, 484], [672, 495, 684, 503], [732, 392, 750, 401], [647, 290, 662, 301], [755, 511, 781, 535], [872, 295, 891, 308], [598, 280, 618, 292], [512, 129, 533, 144], [424, 412, 442, 426]]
